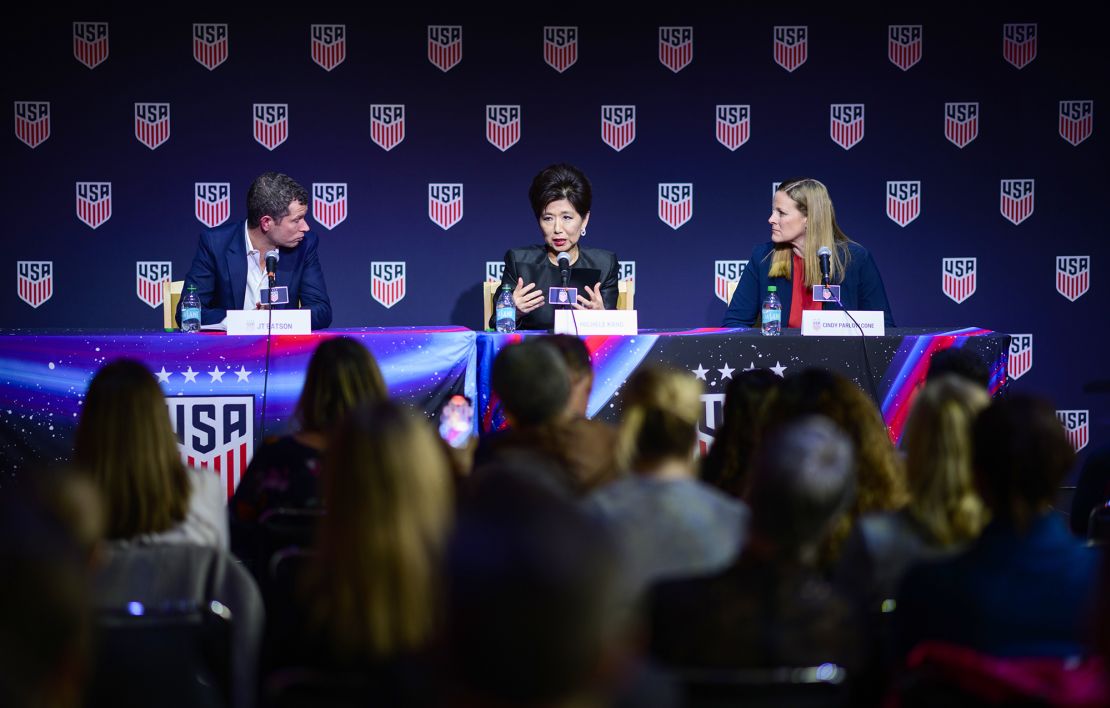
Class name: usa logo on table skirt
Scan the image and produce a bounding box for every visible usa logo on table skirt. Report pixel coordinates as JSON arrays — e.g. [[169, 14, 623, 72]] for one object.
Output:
[[17, 261, 53, 309], [942, 257, 976, 304], [601, 105, 636, 152], [136, 261, 171, 309], [485, 261, 504, 283], [193, 23, 228, 70], [1059, 100, 1093, 146], [659, 26, 693, 73], [195, 182, 231, 228], [1000, 179, 1034, 225], [888, 25, 922, 71], [486, 105, 521, 151], [311, 24, 346, 71], [618, 260, 636, 286], [371, 262, 406, 308], [1056, 255, 1090, 302], [253, 103, 288, 151], [428, 183, 463, 230], [773, 26, 808, 72], [312, 183, 348, 230], [76, 182, 112, 229], [1056, 410, 1089, 452], [715, 260, 747, 304], [544, 26, 578, 73], [73, 22, 108, 69], [168, 396, 254, 501], [428, 25, 462, 72], [134, 102, 170, 150], [886, 181, 921, 227], [1003, 23, 1037, 69], [716, 105, 751, 151], [944, 102, 979, 148], [370, 104, 405, 151], [14, 101, 50, 149], [698, 394, 726, 456], [1008, 333, 1033, 380], [658, 183, 693, 230], [830, 104, 864, 150]]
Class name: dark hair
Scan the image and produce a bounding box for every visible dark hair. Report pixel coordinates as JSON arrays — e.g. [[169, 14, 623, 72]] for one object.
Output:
[[246, 171, 310, 228], [528, 164, 592, 219], [492, 340, 570, 427], [927, 347, 990, 389], [700, 369, 782, 498], [535, 334, 592, 381], [295, 337, 388, 433]]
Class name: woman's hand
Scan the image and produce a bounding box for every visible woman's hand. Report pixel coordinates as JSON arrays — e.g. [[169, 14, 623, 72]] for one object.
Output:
[[513, 277, 545, 313], [574, 282, 605, 310]]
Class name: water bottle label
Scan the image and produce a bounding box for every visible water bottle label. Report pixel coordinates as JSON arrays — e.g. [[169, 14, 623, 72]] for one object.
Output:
[[495, 306, 515, 320], [763, 309, 780, 324], [182, 307, 201, 321]]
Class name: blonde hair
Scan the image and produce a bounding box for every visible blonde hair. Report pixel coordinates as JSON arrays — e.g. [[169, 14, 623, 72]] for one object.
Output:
[[617, 366, 704, 471], [767, 178, 853, 287]]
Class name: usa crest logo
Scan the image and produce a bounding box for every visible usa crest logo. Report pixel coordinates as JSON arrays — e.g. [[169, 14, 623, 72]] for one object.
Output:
[[1008, 333, 1033, 380], [253, 103, 288, 150], [886, 181, 921, 227], [544, 26, 578, 73], [659, 26, 693, 73], [136, 261, 171, 309], [195, 183, 230, 228], [428, 25, 462, 72], [658, 183, 693, 230], [192, 23, 228, 70], [697, 394, 726, 457], [311, 24, 346, 71], [944, 102, 979, 148], [830, 104, 865, 150], [618, 260, 636, 285], [1056, 255, 1090, 302], [773, 26, 808, 72], [1000, 179, 1034, 225], [716, 105, 751, 151], [14, 101, 50, 149], [73, 22, 108, 69], [942, 257, 976, 304], [312, 183, 348, 230], [76, 182, 111, 229], [428, 183, 463, 230], [17, 261, 53, 309], [486, 105, 521, 152], [371, 262, 406, 308], [1003, 23, 1037, 69], [1056, 410, 1089, 452], [715, 260, 747, 304], [168, 395, 255, 500], [134, 103, 170, 150], [485, 261, 505, 283], [601, 105, 635, 152], [888, 25, 922, 71], [1059, 100, 1093, 146], [370, 104, 405, 151]]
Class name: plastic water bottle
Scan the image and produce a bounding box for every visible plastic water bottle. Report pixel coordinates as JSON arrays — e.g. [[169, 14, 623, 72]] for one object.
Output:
[[494, 284, 516, 333], [180, 285, 202, 333], [761, 285, 781, 336]]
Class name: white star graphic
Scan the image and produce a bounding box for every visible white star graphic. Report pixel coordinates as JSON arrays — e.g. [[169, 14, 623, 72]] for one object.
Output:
[[770, 361, 787, 378], [743, 362, 757, 371], [234, 366, 252, 382], [208, 366, 226, 383], [182, 366, 199, 383], [155, 366, 173, 383], [692, 364, 709, 380], [718, 363, 735, 379]]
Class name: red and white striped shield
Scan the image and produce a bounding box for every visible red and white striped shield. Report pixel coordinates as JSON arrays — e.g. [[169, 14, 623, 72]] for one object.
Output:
[[1008, 333, 1033, 380], [371, 262, 406, 309], [253, 103, 288, 151], [830, 104, 865, 150], [658, 183, 693, 230], [486, 261, 505, 283], [716, 105, 750, 151], [1003, 23, 1037, 69], [136, 261, 171, 309], [944, 102, 979, 148], [76, 182, 111, 229], [715, 260, 747, 304], [370, 104, 405, 151], [1059, 100, 1094, 146], [942, 257, 976, 304], [486, 105, 521, 151], [17, 261, 53, 309], [14, 101, 50, 149], [428, 25, 462, 72], [888, 25, 922, 71], [195, 182, 231, 228], [618, 260, 636, 286], [134, 102, 170, 150], [73, 22, 108, 69], [659, 26, 692, 73], [773, 26, 808, 72], [428, 183, 463, 230], [1056, 255, 1090, 302], [1000, 179, 1034, 225], [311, 24, 346, 71], [192, 23, 228, 70], [1056, 410, 1089, 452], [601, 105, 635, 152], [544, 26, 578, 73], [312, 183, 348, 230], [886, 181, 921, 227], [697, 394, 726, 457], [168, 396, 254, 501]]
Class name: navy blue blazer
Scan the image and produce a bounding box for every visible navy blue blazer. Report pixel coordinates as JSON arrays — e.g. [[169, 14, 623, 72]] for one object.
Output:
[[722, 241, 895, 328], [176, 220, 332, 330]]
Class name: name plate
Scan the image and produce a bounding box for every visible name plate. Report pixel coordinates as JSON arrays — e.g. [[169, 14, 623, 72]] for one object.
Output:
[[226, 309, 311, 335], [554, 309, 638, 335], [801, 310, 885, 337]]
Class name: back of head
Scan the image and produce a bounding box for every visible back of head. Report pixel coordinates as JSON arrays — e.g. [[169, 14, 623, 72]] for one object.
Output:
[[617, 366, 703, 471], [702, 368, 782, 498], [926, 347, 991, 390], [296, 336, 388, 433], [536, 334, 594, 417], [492, 340, 571, 427]]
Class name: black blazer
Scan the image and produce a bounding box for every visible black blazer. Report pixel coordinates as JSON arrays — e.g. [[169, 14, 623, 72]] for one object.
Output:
[[491, 245, 620, 330]]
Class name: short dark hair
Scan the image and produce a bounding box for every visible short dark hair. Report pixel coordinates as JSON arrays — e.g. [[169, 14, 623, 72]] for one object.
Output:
[[246, 172, 309, 228], [927, 347, 990, 389], [492, 340, 570, 427], [535, 335, 592, 381], [528, 164, 592, 219], [295, 337, 388, 433]]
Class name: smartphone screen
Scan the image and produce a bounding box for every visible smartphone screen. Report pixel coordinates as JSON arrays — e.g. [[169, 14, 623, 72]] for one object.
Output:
[[438, 394, 473, 449]]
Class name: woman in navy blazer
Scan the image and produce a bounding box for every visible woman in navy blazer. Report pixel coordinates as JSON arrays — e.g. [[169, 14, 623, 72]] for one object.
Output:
[[723, 178, 894, 328]]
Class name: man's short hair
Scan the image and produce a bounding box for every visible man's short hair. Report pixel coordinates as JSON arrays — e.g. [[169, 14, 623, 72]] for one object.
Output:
[[927, 347, 990, 389], [246, 172, 309, 228], [491, 340, 570, 427], [535, 335, 592, 381]]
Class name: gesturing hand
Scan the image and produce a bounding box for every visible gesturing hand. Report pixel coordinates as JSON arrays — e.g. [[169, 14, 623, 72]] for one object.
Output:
[[574, 282, 605, 310], [513, 277, 545, 313]]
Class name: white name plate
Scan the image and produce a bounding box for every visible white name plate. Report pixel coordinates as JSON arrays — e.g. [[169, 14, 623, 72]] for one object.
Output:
[[554, 309, 638, 335], [226, 309, 311, 335], [801, 310, 885, 337]]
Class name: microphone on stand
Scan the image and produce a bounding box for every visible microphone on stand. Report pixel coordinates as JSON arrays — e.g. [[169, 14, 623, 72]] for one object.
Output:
[[557, 251, 571, 287], [265, 250, 280, 291], [818, 246, 832, 286]]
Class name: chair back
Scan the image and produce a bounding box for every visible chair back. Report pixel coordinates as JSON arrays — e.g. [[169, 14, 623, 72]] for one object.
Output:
[[726, 280, 738, 307], [1088, 504, 1110, 545], [162, 280, 185, 330], [253, 507, 324, 587], [674, 665, 848, 708]]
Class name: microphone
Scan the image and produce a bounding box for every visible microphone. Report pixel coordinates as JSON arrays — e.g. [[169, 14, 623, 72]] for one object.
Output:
[[817, 246, 832, 286], [265, 250, 280, 290], [557, 251, 571, 287]]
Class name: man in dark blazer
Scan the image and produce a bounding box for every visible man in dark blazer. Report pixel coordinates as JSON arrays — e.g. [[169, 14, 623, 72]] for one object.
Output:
[[177, 172, 332, 330]]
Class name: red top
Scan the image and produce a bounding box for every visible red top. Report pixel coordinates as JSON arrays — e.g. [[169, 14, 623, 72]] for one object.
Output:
[[788, 254, 822, 328]]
